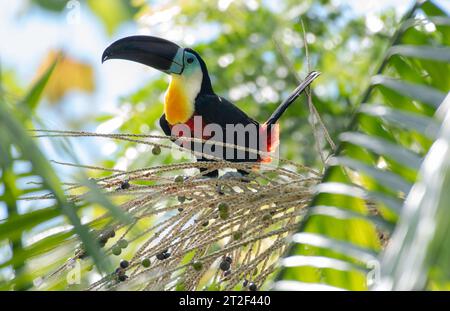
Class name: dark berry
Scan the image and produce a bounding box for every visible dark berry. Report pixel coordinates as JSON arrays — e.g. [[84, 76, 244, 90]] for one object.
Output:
[[217, 202, 229, 212], [120, 180, 130, 190], [224, 256, 232, 263], [202, 220, 209, 227], [262, 214, 271, 222], [115, 267, 125, 275], [243, 279, 248, 287], [152, 145, 161, 155], [178, 207, 184, 212], [118, 239, 128, 249], [105, 228, 115, 238], [156, 250, 169, 260], [141, 258, 151, 268], [233, 232, 242, 240], [192, 261, 203, 271], [118, 274, 128, 282], [248, 282, 257, 291], [223, 270, 231, 277], [174, 175, 184, 183], [98, 233, 108, 244], [120, 260, 129, 269], [99, 240, 106, 249], [178, 196, 186, 203], [219, 260, 231, 271], [219, 210, 229, 220], [112, 246, 121, 256]]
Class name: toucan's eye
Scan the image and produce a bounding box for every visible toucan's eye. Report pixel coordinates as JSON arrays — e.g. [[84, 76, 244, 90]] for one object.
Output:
[[187, 57, 194, 64]]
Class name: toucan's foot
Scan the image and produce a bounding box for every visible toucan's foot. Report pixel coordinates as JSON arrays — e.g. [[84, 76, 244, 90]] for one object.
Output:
[[219, 171, 251, 182], [199, 168, 219, 178], [237, 169, 250, 177], [216, 171, 252, 195]]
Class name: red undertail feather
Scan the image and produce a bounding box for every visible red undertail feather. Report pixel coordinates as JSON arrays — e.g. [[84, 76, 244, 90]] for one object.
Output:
[[259, 122, 280, 163]]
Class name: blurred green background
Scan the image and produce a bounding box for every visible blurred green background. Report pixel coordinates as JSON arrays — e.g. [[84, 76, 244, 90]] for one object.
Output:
[[1, 0, 433, 173], [1, 0, 449, 290]]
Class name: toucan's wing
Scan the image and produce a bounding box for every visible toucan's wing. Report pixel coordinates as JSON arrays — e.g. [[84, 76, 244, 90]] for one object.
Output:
[[195, 94, 262, 162], [195, 94, 259, 127]]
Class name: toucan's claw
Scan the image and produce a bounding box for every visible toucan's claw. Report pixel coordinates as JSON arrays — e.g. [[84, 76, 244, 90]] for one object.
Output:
[[216, 171, 252, 195], [219, 171, 251, 182]]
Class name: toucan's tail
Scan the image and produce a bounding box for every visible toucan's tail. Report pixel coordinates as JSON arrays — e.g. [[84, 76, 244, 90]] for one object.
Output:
[[264, 71, 320, 126]]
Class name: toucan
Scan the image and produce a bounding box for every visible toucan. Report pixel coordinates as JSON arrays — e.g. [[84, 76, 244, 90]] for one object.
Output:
[[102, 36, 320, 177]]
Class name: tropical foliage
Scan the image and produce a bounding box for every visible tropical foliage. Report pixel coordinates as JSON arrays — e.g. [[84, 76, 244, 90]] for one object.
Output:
[[0, 0, 449, 291], [274, 0, 450, 290]]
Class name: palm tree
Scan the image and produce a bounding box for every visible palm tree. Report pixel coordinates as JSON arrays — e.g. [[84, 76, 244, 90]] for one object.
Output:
[[274, 0, 450, 291]]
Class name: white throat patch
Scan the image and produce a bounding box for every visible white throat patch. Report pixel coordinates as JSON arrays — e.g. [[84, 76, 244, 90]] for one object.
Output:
[[182, 68, 203, 103]]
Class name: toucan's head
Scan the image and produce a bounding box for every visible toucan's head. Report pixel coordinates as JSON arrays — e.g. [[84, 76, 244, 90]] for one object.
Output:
[[102, 35, 213, 94]]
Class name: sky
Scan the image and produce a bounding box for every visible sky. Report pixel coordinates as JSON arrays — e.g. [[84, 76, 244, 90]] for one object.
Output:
[[0, 1, 149, 117]]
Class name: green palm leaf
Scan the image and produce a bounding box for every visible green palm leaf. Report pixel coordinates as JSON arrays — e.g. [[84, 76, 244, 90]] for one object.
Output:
[[274, 0, 450, 290]]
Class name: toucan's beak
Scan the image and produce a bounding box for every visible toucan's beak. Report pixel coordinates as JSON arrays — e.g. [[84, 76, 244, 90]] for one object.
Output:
[[102, 35, 184, 74]]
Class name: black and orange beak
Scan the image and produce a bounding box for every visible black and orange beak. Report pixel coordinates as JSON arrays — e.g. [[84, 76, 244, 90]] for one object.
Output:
[[102, 35, 184, 74]]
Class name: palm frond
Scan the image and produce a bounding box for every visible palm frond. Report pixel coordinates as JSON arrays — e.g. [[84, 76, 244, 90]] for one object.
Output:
[[274, 0, 450, 290], [23, 131, 319, 290]]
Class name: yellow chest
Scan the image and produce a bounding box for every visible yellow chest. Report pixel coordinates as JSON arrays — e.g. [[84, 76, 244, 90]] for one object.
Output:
[[164, 76, 195, 125]]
